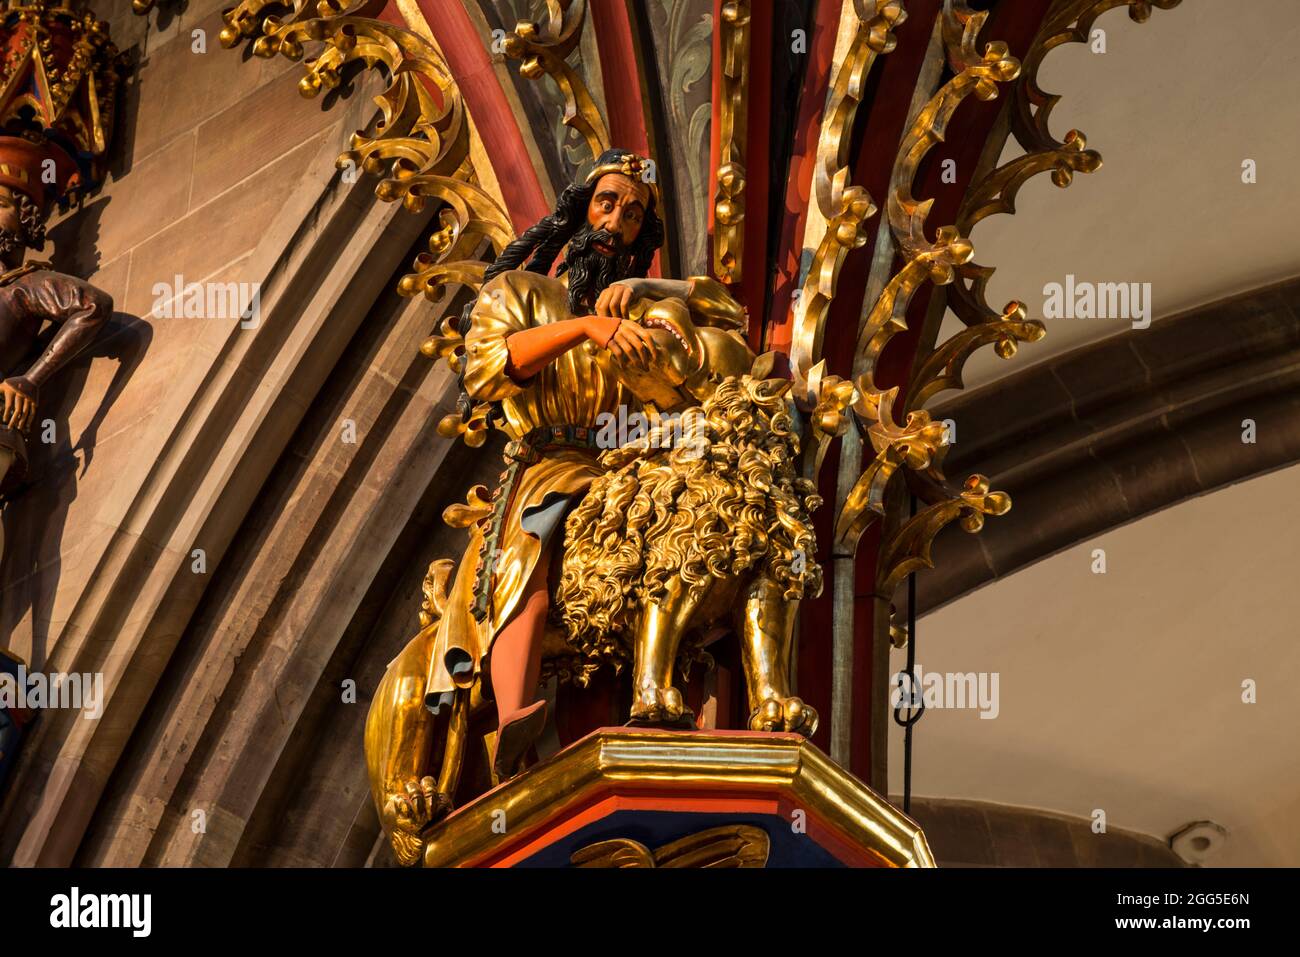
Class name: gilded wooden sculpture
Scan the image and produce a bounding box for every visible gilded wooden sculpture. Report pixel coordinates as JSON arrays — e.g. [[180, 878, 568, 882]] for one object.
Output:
[[364, 149, 824, 864], [183, 0, 1183, 868]]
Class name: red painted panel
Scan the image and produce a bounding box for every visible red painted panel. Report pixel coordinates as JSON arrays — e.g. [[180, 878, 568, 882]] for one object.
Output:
[[765, 0, 842, 353], [739, 2, 774, 348], [413, 0, 550, 232], [589, 0, 661, 278], [589, 1, 651, 156]]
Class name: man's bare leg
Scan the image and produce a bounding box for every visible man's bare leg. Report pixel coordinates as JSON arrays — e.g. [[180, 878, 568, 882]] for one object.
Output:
[[0, 447, 12, 652], [490, 551, 551, 779], [0, 446, 11, 568]]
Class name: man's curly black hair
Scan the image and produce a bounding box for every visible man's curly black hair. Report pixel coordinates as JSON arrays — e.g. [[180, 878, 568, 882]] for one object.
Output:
[[0, 190, 47, 258], [16, 191, 46, 250], [453, 149, 664, 334], [449, 149, 665, 420]]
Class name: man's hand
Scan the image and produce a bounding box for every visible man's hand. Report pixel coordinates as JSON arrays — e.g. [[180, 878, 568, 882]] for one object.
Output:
[[594, 281, 637, 320], [0, 378, 36, 432], [584, 316, 659, 369]]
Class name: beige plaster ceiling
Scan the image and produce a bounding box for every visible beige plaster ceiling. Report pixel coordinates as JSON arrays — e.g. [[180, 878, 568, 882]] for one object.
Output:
[[944, 0, 1300, 390], [891, 462, 1300, 867], [900, 4, 1300, 866]]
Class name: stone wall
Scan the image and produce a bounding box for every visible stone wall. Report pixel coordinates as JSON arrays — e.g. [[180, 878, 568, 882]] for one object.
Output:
[[4, 0, 359, 654], [0, 0, 484, 866]]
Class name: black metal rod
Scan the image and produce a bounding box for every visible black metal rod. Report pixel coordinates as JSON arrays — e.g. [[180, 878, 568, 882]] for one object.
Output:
[[903, 493, 921, 813]]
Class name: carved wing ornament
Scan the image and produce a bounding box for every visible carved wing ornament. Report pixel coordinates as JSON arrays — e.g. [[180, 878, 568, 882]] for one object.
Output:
[[1011, 0, 1182, 156], [947, 0, 1180, 331], [816, 1, 1020, 587], [570, 824, 770, 868], [789, 0, 907, 401], [805, 0, 1176, 589], [881, 1, 1178, 586]]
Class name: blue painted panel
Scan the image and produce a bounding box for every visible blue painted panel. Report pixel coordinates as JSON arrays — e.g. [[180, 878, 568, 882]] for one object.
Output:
[[516, 809, 848, 867]]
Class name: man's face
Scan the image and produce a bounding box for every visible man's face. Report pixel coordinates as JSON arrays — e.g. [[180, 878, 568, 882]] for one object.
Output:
[[0, 185, 23, 238], [0, 185, 29, 262], [585, 173, 649, 252], [563, 172, 653, 313]]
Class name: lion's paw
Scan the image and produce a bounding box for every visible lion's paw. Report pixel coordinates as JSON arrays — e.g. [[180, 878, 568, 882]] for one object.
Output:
[[629, 685, 695, 727], [380, 776, 451, 867], [750, 696, 818, 736]]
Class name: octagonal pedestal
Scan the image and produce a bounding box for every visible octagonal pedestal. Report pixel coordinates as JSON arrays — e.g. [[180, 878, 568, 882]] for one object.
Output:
[[421, 727, 935, 868]]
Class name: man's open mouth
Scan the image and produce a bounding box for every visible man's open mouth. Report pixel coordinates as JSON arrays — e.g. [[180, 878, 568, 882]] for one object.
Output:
[[592, 240, 617, 256], [642, 316, 692, 356]]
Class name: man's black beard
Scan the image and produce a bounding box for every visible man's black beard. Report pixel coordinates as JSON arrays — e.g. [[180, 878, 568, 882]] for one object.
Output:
[[562, 225, 633, 314], [0, 228, 23, 261]]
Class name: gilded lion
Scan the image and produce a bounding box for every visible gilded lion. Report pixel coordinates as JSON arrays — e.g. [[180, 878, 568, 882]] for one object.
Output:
[[365, 283, 823, 865], [556, 367, 823, 732]]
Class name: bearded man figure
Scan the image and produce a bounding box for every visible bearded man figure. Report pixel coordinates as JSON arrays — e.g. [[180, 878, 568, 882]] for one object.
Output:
[[364, 150, 752, 847], [450, 148, 749, 777]]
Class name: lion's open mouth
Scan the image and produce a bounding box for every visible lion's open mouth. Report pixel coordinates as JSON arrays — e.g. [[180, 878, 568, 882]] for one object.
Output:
[[641, 316, 692, 356]]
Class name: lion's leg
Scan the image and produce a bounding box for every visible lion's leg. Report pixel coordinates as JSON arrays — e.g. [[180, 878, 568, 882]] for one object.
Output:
[[365, 630, 449, 865], [630, 577, 710, 726], [737, 577, 818, 736]]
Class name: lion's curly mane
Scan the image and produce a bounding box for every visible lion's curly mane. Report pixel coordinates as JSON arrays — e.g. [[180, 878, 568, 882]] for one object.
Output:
[[555, 375, 823, 675]]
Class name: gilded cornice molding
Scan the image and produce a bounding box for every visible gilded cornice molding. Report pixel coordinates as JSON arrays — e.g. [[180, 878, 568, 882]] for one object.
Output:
[[419, 728, 936, 868]]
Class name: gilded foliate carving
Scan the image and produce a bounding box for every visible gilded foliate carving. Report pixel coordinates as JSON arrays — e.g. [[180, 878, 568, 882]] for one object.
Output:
[[206, 0, 519, 448], [832, 2, 1021, 585], [501, 0, 610, 164], [790, 0, 905, 398], [710, 0, 750, 284]]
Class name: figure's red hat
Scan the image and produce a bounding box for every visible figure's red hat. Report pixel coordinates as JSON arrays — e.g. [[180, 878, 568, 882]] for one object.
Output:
[[0, 135, 81, 212], [0, 3, 124, 212]]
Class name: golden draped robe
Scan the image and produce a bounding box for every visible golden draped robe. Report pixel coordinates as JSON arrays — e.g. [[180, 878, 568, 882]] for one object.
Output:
[[422, 269, 746, 711]]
